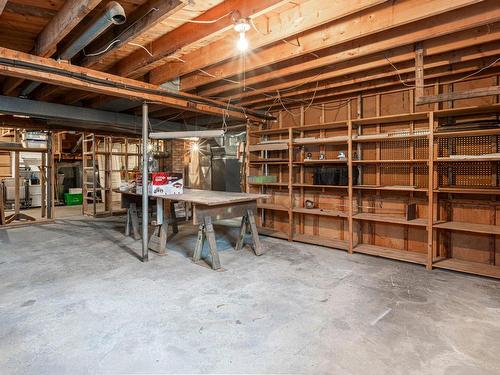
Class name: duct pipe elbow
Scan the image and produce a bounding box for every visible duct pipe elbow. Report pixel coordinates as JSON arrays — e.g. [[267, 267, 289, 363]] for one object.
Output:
[[105, 1, 126, 25]]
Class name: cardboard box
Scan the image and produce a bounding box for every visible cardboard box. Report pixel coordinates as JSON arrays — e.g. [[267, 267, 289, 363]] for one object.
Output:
[[147, 172, 183, 196]]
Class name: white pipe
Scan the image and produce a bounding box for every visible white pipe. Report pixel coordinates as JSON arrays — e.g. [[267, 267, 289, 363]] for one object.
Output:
[[149, 130, 224, 139]]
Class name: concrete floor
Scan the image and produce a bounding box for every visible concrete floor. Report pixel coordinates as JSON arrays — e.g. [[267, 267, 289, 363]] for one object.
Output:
[[1, 214, 500, 375]]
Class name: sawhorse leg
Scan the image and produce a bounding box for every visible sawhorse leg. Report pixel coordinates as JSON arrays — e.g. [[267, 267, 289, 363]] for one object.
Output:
[[235, 209, 265, 256], [192, 216, 221, 270], [125, 203, 140, 240]]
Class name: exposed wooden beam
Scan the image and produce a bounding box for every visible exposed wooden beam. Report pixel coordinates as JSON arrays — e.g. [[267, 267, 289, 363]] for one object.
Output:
[[81, 0, 186, 68], [416, 86, 500, 105], [241, 44, 500, 107], [255, 65, 500, 111], [177, 0, 494, 94], [3, 0, 103, 95], [112, 0, 288, 79], [415, 42, 425, 99], [150, 0, 387, 85], [36, 0, 103, 57], [201, 9, 500, 100], [150, 0, 484, 90], [31, 0, 186, 102], [0, 47, 266, 121], [0, 0, 7, 16]]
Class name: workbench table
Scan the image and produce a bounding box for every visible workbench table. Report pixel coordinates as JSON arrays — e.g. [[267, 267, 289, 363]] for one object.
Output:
[[116, 188, 269, 270]]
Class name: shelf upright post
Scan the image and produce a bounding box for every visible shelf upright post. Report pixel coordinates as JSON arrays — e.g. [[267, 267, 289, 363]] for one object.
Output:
[[348, 100, 354, 254], [427, 111, 435, 270], [288, 126, 293, 241]]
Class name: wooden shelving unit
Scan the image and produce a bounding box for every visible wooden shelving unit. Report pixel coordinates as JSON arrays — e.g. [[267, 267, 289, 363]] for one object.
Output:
[[247, 103, 500, 279]]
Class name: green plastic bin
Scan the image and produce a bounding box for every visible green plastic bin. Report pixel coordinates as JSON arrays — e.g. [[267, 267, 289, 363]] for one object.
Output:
[[64, 193, 83, 206]]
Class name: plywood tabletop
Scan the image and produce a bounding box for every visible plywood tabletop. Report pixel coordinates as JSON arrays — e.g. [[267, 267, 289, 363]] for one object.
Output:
[[116, 188, 270, 206]]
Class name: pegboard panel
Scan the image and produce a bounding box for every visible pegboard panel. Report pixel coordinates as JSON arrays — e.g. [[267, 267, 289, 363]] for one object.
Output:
[[437, 136, 498, 158], [437, 162, 498, 188]]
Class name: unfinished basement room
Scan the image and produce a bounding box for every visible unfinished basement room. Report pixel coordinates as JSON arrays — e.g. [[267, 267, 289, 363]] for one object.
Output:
[[1, 0, 500, 374]]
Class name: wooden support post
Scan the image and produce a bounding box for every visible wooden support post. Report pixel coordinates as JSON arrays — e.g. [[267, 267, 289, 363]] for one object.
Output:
[[415, 42, 424, 100], [348, 100, 354, 254], [427, 112, 435, 270], [0, 183, 5, 225]]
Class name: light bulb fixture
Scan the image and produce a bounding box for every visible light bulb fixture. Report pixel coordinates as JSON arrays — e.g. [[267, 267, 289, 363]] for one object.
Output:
[[234, 18, 250, 52], [237, 32, 248, 52], [191, 142, 200, 152]]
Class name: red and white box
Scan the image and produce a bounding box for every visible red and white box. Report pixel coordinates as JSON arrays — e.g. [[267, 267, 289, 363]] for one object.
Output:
[[148, 172, 183, 196]]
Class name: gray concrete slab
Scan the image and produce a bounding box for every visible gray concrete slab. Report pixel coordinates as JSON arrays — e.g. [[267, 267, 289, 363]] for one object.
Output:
[[0, 215, 499, 375]]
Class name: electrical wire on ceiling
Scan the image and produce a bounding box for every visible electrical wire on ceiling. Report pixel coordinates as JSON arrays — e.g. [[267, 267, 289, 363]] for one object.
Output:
[[169, 11, 234, 24], [385, 55, 500, 88], [83, 7, 159, 58]]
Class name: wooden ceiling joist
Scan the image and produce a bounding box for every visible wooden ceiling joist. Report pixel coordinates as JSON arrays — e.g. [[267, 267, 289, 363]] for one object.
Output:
[[112, 0, 289, 80], [0, 0, 7, 16], [255, 65, 500, 111], [236, 34, 500, 106], [3, 0, 103, 95], [0, 47, 266, 121], [31, 0, 188, 103], [156, 0, 485, 91], [80, 0, 187, 68], [149, 0, 387, 85]]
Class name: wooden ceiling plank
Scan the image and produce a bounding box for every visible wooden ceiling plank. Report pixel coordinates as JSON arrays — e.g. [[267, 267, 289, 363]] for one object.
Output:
[[255, 64, 500, 111], [0, 0, 7, 16], [35, 0, 104, 57], [3, 0, 103, 95], [241, 44, 500, 107], [198, 3, 500, 99], [151, 0, 388, 86], [171, 0, 489, 93], [112, 0, 289, 79], [0, 47, 264, 121], [80, 0, 187, 68]]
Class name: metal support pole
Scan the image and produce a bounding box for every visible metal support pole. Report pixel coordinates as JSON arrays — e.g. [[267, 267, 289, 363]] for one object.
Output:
[[142, 102, 149, 262]]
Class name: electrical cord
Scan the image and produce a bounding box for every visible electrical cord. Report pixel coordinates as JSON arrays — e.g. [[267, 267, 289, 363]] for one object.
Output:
[[385, 55, 500, 88]]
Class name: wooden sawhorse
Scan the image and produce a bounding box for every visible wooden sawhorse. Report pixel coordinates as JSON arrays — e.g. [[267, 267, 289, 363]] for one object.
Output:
[[192, 202, 265, 270]]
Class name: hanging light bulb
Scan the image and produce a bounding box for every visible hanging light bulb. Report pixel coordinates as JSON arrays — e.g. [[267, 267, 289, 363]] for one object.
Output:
[[233, 18, 250, 52], [237, 32, 248, 52]]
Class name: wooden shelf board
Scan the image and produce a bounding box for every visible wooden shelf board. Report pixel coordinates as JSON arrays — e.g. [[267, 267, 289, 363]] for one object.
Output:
[[0, 146, 48, 152], [293, 120, 348, 131], [293, 233, 349, 251], [435, 128, 500, 138], [257, 203, 289, 212], [293, 183, 348, 189], [433, 258, 500, 279], [351, 112, 428, 126], [293, 136, 348, 145], [252, 128, 298, 135], [249, 182, 288, 187], [352, 159, 427, 164], [354, 244, 427, 265], [296, 159, 347, 164], [293, 207, 347, 218], [257, 226, 288, 240], [433, 221, 500, 235], [435, 156, 500, 162], [435, 187, 500, 194], [249, 160, 289, 165], [249, 143, 289, 152], [354, 185, 427, 192], [352, 133, 429, 142], [353, 213, 427, 227], [433, 103, 500, 118]]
